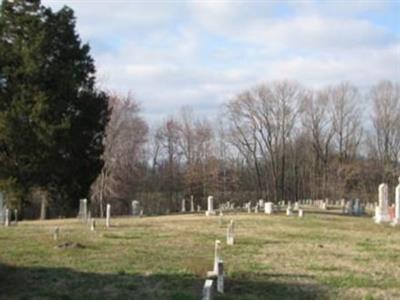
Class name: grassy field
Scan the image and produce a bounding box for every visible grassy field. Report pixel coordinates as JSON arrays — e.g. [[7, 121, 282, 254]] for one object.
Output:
[[1, 209, 399, 300]]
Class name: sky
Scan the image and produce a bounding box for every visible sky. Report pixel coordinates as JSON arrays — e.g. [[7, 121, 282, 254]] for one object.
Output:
[[42, 0, 400, 121]]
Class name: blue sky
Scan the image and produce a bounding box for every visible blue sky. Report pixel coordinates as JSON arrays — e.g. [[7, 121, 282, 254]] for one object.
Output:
[[42, 0, 400, 121]]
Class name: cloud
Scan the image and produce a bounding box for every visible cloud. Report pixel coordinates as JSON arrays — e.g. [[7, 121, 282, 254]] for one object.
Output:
[[41, 0, 400, 121]]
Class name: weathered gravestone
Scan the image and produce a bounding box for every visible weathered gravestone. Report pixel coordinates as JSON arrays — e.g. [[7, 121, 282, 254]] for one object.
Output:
[[190, 195, 195, 212], [78, 199, 88, 222], [106, 204, 111, 228], [0, 192, 4, 225], [392, 177, 400, 226], [226, 220, 235, 246], [131, 200, 140, 216], [375, 183, 391, 224], [202, 279, 213, 300], [264, 202, 273, 215], [181, 199, 186, 213], [206, 196, 215, 216]]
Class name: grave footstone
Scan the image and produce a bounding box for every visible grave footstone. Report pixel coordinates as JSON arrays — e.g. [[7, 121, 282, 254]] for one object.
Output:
[[91, 219, 96, 231], [53, 227, 59, 241]]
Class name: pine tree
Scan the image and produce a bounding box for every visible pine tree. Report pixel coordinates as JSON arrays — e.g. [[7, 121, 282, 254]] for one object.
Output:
[[0, 0, 109, 215]]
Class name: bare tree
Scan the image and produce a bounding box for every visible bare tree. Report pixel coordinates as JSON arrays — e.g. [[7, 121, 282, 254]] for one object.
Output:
[[370, 80, 400, 178], [91, 94, 148, 216], [329, 82, 363, 162]]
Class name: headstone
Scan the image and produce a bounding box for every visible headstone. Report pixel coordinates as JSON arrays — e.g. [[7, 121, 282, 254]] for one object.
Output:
[[247, 202, 251, 213], [218, 211, 223, 226], [226, 220, 235, 245], [286, 207, 293, 216], [375, 183, 390, 224], [91, 219, 96, 231], [131, 200, 140, 216], [206, 196, 215, 216], [181, 199, 186, 213], [40, 196, 47, 220], [217, 259, 224, 294], [190, 195, 195, 212], [294, 202, 299, 211], [264, 202, 273, 215], [197, 204, 201, 212], [298, 209, 304, 218], [202, 280, 213, 300], [353, 198, 362, 216], [139, 209, 144, 217], [0, 192, 4, 225], [106, 204, 111, 228], [14, 209, 18, 225], [254, 204, 258, 213], [258, 199, 264, 209], [78, 198, 88, 222], [392, 177, 400, 226], [213, 240, 221, 274], [53, 227, 60, 241], [4, 208, 9, 227]]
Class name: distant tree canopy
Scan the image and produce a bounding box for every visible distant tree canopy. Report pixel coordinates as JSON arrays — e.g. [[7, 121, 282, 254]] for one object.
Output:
[[0, 0, 109, 214]]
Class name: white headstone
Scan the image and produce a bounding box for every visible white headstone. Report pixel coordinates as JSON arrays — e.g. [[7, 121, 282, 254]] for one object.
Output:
[[4, 208, 9, 227], [181, 199, 186, 213], [213, 240, 221, 273], [91, 219, 96, 231], [106, 204, 111, 228], [392, 177, 400, 226], [202, 280, 213, 300], [53, 227, 59, 241], [264, 202, 273, 215], [375, 183, 390, 223], [286, 207, 292, 216], [206, 196, 215, 216], [131, 200, 140, 216], [298, 209, 304, 218], [0, 192, 4, 225], [217, 259, 224, 294], [226, 220, 235, 245], [190, 195, 195, 212]]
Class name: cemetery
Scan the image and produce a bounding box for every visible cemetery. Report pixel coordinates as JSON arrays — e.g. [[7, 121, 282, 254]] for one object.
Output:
[[1, 1, 399, 299], [1, 188, 400, 299]]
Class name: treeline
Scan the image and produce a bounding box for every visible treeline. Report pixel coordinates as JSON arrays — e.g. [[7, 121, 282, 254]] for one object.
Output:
[[92, 80, 400, 216], [1, 2, 399, 218]]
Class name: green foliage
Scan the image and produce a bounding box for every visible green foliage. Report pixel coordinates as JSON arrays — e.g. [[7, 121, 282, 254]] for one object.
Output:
[[0, 0, 109, 213]]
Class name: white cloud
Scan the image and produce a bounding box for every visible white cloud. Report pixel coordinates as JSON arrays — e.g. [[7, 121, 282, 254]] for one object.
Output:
[[41, 1, 399, 121]]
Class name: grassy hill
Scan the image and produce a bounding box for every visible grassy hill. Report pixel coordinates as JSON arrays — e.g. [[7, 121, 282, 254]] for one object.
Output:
[[1, 210, 399, 299]]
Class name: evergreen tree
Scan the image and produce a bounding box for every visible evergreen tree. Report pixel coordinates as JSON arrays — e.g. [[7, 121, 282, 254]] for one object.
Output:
[[0, 0, 109, 214]]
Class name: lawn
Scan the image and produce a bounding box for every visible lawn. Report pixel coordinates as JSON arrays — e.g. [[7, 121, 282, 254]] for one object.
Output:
[[0, 209, 399, 300]]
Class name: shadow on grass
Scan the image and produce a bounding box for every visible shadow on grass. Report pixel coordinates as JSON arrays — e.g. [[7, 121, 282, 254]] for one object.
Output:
[[0, 263, 328, 300]]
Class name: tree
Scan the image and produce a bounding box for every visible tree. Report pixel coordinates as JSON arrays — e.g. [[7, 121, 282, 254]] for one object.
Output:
[[0, 0, 109, 215], [369, 80, 400, 179], [91, 94, 147, 216]]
